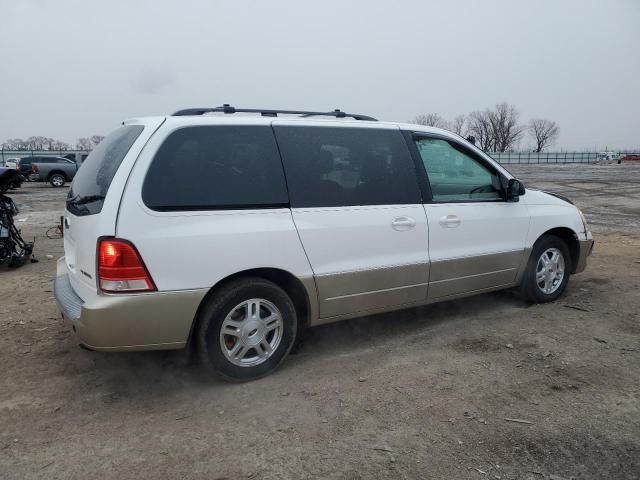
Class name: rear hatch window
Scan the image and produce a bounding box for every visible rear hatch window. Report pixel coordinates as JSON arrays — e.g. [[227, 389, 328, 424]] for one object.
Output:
[[67, 125, 144, 216]]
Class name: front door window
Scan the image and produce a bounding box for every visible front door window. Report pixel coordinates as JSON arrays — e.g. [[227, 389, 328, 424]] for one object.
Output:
[[414, 138, 502, 202]]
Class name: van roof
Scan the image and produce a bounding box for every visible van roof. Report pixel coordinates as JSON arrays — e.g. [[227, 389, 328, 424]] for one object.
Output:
[[123, 111, 456, 138], [172, 105, 378, 121]]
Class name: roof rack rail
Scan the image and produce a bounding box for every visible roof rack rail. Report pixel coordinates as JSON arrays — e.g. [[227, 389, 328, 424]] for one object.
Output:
[[172, 104, 377, 121]]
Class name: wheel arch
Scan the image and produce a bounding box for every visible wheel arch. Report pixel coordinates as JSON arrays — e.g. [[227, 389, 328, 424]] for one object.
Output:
[[533, 227, 580, 273], [188, 267, 315, 349], [47, 170, 67, 181]]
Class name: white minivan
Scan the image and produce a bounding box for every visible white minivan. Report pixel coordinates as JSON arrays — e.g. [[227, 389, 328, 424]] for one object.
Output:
[[54, 106, 593, 381]]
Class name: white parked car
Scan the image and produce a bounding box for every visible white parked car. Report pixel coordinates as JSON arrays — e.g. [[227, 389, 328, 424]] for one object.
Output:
[[1, 158, 18, 169], [54, 105, 594, 381], [596, 151, 618, 162]]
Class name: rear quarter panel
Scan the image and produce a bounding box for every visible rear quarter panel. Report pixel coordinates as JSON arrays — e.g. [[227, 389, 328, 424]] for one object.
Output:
[[115, 117, 314, 292], [63, 117, 166, 302]]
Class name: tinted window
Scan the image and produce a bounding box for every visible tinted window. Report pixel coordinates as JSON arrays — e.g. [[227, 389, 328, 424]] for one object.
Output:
[[415, 138, 502, 202], [274, 126, 420, 208], [67, 125, 144, 216], [21, 157, 65, 164], [142, 126, 288, 211]]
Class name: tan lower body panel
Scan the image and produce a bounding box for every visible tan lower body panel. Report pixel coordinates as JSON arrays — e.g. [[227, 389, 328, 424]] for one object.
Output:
[[299, 275, 320, 327], [67, 288, 206, 351], [428, 250, 525, 300], [426, 282, 518, 304], [310, 252, 525, 323], [574, 238, 594, 274], [311, 281, 519, 327], [315, 262, 429, 318]]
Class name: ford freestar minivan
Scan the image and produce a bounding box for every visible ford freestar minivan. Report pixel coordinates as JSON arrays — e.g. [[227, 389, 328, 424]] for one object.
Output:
[[54, 105, 593, 381]]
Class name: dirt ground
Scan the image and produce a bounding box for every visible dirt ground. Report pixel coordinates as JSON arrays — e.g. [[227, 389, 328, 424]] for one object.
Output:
[[1, 163, 639, 480]]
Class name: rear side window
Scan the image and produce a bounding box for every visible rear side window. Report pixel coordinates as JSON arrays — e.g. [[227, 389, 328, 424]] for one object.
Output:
[[142, 126, 288, 211], [274, 126, 420, 208], [67, 125, 144, 216]]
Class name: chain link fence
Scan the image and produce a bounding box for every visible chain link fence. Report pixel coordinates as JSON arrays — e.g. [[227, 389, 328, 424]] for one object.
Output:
[[489, 150, 640, 164], [489, 151, 595, 164], [2, 147, 639, 167]]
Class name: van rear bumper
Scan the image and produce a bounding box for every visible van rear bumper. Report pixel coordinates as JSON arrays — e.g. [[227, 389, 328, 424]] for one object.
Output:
[[54, 257, 207, 351]]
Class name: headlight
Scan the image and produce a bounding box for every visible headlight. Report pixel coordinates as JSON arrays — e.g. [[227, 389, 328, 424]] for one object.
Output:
[[578, 209, 589, 232]]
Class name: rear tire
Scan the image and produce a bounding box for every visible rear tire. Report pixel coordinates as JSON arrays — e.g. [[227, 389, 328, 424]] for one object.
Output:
[[520, 235, 572, 303], [49, 173, 65, 187], [197, 277, 297, 382]]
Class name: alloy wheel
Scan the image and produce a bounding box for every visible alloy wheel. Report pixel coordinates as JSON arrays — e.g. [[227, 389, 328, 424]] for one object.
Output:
[[219, 298, 283, 367], [536, 247, 565, 294]]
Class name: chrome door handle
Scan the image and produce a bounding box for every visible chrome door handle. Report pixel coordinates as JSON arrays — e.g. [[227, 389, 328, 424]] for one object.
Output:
[[439, 214, 461, 228], [391, 216, 416, 231]]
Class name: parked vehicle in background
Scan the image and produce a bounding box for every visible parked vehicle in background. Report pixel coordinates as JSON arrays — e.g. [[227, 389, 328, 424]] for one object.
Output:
[[23, 156, 78, 187], [18, 155, 75, 181], [0, 158, 19, 169], [596, 151, 619, 162], [63, 152, 90, 164], [621, 154, 640, 161], [54, 105, 594, 382], [16, 157, 35, 179]]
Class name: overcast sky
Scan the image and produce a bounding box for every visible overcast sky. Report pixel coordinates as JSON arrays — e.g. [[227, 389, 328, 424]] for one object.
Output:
[[1, 0, 638, 150]]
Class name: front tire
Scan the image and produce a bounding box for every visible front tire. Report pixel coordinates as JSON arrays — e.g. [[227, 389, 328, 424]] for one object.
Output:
[[49, 173, 66, 187], [197, 278, 297, 382], [520, 235, 572, 303]]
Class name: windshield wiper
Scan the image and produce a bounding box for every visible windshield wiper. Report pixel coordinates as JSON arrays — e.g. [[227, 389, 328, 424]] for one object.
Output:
[[67, 192, 81, 203], [69, 194, 105, 206]]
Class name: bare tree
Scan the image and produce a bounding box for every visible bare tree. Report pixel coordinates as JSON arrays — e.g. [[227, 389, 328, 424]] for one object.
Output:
[[75, 135, 104, 150], [411, 113, 448, 129], [76, 137, 94, 150], [24, 136, 49, 150], [2, 138, 27, 150], [467, 103, 524, 152], [90, 135, 105, 147], [450, 114, 467, 136], [529, 118, 559, 152], [467, 110, 495, 151], [51, 140, 70, 151], [2, 137, 70, 151], [487, 102, 524, 152]]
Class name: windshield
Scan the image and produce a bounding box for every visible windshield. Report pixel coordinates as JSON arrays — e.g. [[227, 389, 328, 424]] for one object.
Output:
[[66, 125, 144, 216]]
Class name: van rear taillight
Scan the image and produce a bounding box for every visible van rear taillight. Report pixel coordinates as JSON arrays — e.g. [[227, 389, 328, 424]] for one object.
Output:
[[97, 238, 156, 293]]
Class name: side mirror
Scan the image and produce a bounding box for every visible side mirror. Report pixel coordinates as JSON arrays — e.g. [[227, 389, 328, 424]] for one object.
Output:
[[506, 178, 525, 201]]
